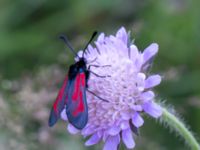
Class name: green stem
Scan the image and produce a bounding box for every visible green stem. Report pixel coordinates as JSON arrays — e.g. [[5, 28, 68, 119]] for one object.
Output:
[[160, 107, 200, 150]]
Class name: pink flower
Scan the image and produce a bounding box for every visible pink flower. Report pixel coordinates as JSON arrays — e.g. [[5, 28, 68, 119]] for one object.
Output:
[[62, 27, 162, 149]]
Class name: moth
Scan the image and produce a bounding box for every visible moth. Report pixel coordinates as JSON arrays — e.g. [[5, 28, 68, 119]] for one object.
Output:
[[48, 32, 108, 129]]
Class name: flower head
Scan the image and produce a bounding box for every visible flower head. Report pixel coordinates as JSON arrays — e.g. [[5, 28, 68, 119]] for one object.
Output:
[[61, 27, 162, 149]]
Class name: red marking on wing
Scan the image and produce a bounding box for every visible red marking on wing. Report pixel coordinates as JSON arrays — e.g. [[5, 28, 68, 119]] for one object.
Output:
[[72, 74, 81, 101], [71, 73, 86, 116], [53, 76, 68, 114]]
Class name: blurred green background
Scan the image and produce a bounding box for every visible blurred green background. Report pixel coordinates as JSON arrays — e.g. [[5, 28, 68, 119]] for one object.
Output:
[[0, 0, 200, 149]]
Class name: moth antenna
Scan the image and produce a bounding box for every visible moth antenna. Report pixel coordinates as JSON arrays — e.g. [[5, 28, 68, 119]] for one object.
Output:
[[82, 31, 97, 58], [59, 35, 79, 58]]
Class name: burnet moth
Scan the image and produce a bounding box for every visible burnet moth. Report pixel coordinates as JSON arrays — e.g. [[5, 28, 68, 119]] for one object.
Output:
[[48, 32, 108, 129]]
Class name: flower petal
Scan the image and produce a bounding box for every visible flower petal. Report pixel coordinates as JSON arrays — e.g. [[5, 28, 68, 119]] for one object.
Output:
[[61, 109, 68, 121], [130, 45, 139, 61], [107, 125, 121, 136], [122, 128, 135, 149], [136, 73, 146, 91], [97, 33, 105, 43], [116, 27, 128, 44], [132, 112, 144, 128], [85, 133, 101, 146], [103, 135, 120, 150], [145, 75, 161, 89], [75, 51, 83, 61], [120, 111, 130, 120], [81, 127, 95, 136], [135, 55, 144, 71], [130, 105, 143, 111], [143, 43, 158, 64], [120, 121, 130, 130], [67, 124, 79, 134], [140, 91, 155, 102], [143, 102, 162, 118]]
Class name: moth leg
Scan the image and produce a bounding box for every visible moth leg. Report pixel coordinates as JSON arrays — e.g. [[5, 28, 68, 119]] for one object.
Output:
[[89, 71, 110, 78], [87, 89, 109, 102], [88, 64, 111, 68], [87, 57, 97, 64], [88, 65, 111, 78]]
